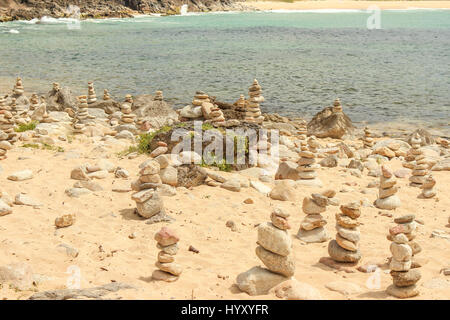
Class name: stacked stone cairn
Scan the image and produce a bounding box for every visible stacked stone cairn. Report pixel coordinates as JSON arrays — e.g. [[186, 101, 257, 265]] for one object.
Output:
[[29, 94, 39, 111], [131, 159, 165, 219], [207, 105, 226, 126], [297, 193, 330, 243], [328, 202, 362, 263], [307, 136, 320, 153], [87, 82, 97, 104], [0, 96, 14, 160], [296, 140, 322, 187], [332, 98, 342, 113], [375, 165, 401, 210], [363, 127, 374, 148], [192, 91, 210, 107], [52, 82, 60, 92], [386, 215, 421, 298], [420, 174, 436, 198], [409, 140, 428, 188], [72, 95, 89, 134], [244, 79, 264, 124], [154, 90, 163, 101], [236, 208, 294, 296], [234, 94, 247, 112], [103, 89, 111, 101], [403, 133, 422, 169], [297, 120, 307, 140], [120, 95, 136, 125], [152, 227, 182, 282], [13, 77, 24, 95]]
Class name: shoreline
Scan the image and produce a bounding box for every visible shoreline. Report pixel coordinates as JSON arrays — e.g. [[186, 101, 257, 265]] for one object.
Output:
[[241, 1, 450, 11]]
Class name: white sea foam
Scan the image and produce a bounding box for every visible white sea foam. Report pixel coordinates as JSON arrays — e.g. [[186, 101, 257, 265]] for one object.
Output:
[[8, 29, 20, 34], [263, 9, 363, 14]]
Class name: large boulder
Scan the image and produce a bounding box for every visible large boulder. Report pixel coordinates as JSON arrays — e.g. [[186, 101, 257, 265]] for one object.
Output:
[[307, 103, 354, 139], [45, 86, 78, 112], [133, 94, 178, 129], [407, 128, 434, 146]]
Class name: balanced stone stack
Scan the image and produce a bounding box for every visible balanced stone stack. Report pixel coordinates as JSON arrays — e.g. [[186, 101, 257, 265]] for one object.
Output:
[[375, 165, 401, 210], [103, 89, 111, 101], [420, 174, 436, 198], [152, 227, 182, 282], [236, 208, 294, 295], [328, 202, 362, 263], [332, 98, 342, 113], [131, 159, 165, 219], [154, 90, 163, 101], [404, 133, 422, 169], [72, 96, 88, 134], [0, 130, 11, 160], [208, 106, 226, 126], [307, 136, 320, 153], [297, 193, 330, 243], [244, 79, 264, 124], [0, 98, 14, 160], [363, 127, 374, 148], [297, 120, 307, 140], [234, 94, 247, 112], [87, 82, 97, 104], [296, 142, 322, 187], [29, 94, 39, 110], [13, 77, 24, 95], [53, 82, 60, 92], [120, 95, 136, 125], [409, 145, 428, 188], [386, 215, 421, 298], [192, 91, 210, 107]]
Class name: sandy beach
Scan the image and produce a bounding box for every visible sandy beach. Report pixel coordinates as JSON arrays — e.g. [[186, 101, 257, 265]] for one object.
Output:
[[241, 0, 450, 10]]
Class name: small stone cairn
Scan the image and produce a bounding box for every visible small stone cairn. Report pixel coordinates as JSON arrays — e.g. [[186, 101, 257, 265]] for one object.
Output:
[[131, 159, 165, 219], [52, 82, 60, 92], [328, 202, 362, 263], [297, 120, 307, 140], [234, 94, 247, 112], [120, 95, 136, 125], [363, 127, 374, 148], [103, 89, 111, 101], [244, 79, 264, 124], [296, 139, 322, 187], [403, 133, 422, 169], [152, 227, 182, 282], [297, 192, 331, 243], [409, 142, 428, 188], [154, 90, 163, 101], [236, 208, 294, 295], [72, 95, 89, 133], [386, 215, 421, 298], [420, 174, 436, 198], [13, 77, 25, 95], [0, 96, 14, 160], [87, 82, 97, 104], [192, 91, 210, 107], [375, 165, 401, 210], [29, 94, 39, 111]]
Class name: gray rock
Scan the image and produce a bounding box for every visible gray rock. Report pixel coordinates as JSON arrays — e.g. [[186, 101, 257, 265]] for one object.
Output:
[[328, 239, 361, 263], [236, 266, 287, 296], [7, 170, 33, 181], [255, 246, 295, 277], [297, 227, 329, 243], [65, 188, 91, 198], [319, 155, 338, 168], [257, 222, 292, 256]]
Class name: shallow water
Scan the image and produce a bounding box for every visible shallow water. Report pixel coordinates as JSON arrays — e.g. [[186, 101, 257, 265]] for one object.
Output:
[[0, 10, 449, 126]]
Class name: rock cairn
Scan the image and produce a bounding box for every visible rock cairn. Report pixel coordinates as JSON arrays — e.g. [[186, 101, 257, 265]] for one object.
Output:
[[87, 82, 97, 104], [0, 130, 11, 160], [154, 90, 163, 101], [72, 95, 89, 133], [307, 136, 320, 153], [409, 146, 428, 188], [332, 98, 342, 112], [192, 91, 210, 107], [375, 165, 401, 210], [404, 133, 422, 169], [328, 202, 362, 263], [420, 174, 436, 198], [234, 94, 246, 112], [207, 105, 225, 126], [244, 79, 264, 124], [152, 227, 182, 282], [120, 95, 136, 125], [52, 82, 60, 92], [236, 208, 294, 295], [297, 120, 307, 140], [103, 89, 111, 101], [13, 77, 24, 95], [131, 159, 165, 219], [296, 141, 322, 187], [0, 97, 14, 160], [387, 215, 421, 298], [29, 94, 39, 110], [363, 127, 374, 148], [297, 193, 330, 243]]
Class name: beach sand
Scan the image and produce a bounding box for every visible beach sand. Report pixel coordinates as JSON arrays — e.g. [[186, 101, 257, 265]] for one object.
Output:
[[241, 0, 450, 11]]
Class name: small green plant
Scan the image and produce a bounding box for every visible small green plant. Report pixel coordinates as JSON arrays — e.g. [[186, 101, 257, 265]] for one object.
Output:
[[201, 152, 233, 172], [22, 143, 40, 149], [14, 121, 38, 132], [117, 145, 138, 157], [136, 125, 174, 154], [22, 143, 64, 152], [66, 135, 74, 144], [201, 123, 214, 131]]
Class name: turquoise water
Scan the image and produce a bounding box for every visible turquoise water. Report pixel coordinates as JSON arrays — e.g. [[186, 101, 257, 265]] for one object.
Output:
[[1, 10, 449, 124]]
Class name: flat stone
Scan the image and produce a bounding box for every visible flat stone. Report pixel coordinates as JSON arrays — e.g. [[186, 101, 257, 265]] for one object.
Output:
[[301, 214, 326, 231], [336, 225, 360, 243], [236, 266, 287, 296], [152, 270, 179, 282], [73, 180, 103, 191], [155, 261, 182, 276], [302, 197, 326, 215], [154, 227, 179, 246], [390, 243, 412, 262], [340, 202, 361, 219], [297, 227, 329, 243], [375, 195, 401, 210], [336, 233, 358, 251], [70, 166, 90, 181], [255, 246, 295, 277], [271, 279, 323, 300], [386, 284, 419, 299], [14, 193, 42, 207], [328, 239, 361, 263], [394, 214, 415, 224], [336, 213, 359, 229], [270, 212, 290, 230], [325, 281, 363, 296], [157, 243, 178, 255], [65, 187, 91, 198], [390, 258, 411, 272], [221, 179, 241, 192], [7, 170, 33, 181], [391, 269, 421, 287], [389, 221, 416, 235]]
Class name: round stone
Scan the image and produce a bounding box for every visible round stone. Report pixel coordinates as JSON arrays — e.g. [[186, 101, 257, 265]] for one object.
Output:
[[158, 251, 174, 263], [391, 269, 421, 287], [328, 240, 361, 263], [336, 233, 358, 252], [255, 245, 295, 277], [390, 243, 412, 262], [336, 225, 360, 243]]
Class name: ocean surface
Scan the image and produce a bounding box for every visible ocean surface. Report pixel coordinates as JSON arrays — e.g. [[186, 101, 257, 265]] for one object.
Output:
[[1, 10, 449, 125]]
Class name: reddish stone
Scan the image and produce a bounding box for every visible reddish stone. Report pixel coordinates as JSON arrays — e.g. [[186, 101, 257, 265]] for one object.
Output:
[[155, 227, 179, 246]]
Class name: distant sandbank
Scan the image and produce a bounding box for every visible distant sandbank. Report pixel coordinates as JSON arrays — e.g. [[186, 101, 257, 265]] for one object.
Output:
[[240, 1, 450, 11]]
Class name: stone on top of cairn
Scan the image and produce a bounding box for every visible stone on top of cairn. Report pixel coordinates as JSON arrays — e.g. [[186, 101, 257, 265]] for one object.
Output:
[[328, 202, 362, 263], [152, 227, 182, 282], [192, 91, 210, 106], [386, 215, 421, 298], [103, 89, 111, 101], [297, 192, 330, 243], [363, 127, 374, 148], [420, 175, 436, 198], [375, 165, 401, 210], [244, 79, 264, 125], [236, 208, 294, 296], [154, 90, 163, 101], [87, 81, 97, 104], [13, 77, 24, 95]]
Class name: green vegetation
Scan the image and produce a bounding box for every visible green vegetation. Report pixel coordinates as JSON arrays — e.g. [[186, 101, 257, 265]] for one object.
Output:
[[22, 143, 64, 153], [201, 152, 233, 172], [14, 121, 38, 132]]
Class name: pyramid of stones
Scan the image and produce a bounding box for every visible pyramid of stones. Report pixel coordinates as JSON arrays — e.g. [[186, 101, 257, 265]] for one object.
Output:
[[13, 77, 24, 95], [363, 127, 374, 148], [409, 143, 428, 188], [29, 94, 39, 111], [403, 133, 422, 169], [328, 202, 362, 263], [375, 165, 401, 210], [420, 174, 436, 198], [152, 227, 182, 282], [87, 82, 97, 104], [234, 94, 247, 112], [120, 95, 136, 125], [131, 159, 164, 219], [208, 106, 226, 126], [244, 79, 264, 124], [0, 95, 15, 160], [297, 193, 330, 243], [103, 89, 111, 101], [332, 98, 342, 112], [386, 215, 421, 298], [72, 95, 89, 133], [192, 91, 210, 107], [295, 139, 322, 187], [154, 90, 163, 101]]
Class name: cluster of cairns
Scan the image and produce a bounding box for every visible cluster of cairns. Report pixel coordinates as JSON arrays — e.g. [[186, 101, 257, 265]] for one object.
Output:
[[244, 79, 264, 124], [237, 208, 294, 295], [375, 165, 401, 210], [387, 214, 421, 298], [328, 202, 362, 263], [152, 227, 182, 282], [296, 138, 322, 187], [297, 192, 333, 243], [131, 159, 165, 220], [363, 127, 374, 148]]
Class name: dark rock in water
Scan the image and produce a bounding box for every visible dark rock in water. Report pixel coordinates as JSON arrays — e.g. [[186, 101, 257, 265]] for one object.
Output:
[[133, 94, 178, 129], [407, 128, 434, 146], [307, 100, 354, 139], [177, 165, 207, 188], [45, 86, 78, 112]]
